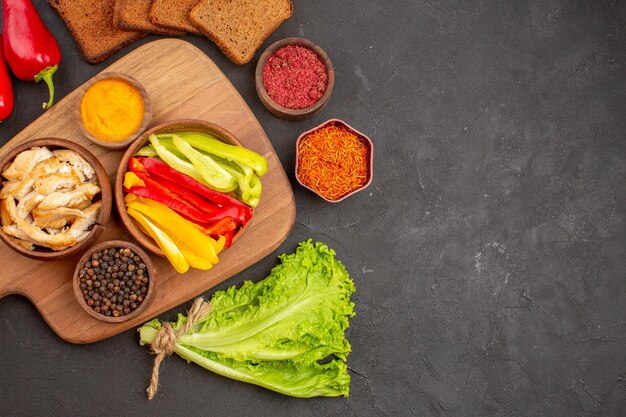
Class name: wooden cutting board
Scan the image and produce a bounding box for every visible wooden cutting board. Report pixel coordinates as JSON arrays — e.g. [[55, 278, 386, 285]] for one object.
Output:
[[0, 39, 295, 344]]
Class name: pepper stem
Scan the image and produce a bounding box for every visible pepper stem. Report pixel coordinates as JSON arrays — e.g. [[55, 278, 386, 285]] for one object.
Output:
[[34, 65, 58, 110]]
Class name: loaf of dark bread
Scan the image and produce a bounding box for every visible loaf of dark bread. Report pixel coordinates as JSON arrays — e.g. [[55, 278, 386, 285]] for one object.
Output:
[[150, 0, 203, 35], [190, 0, 293, 65], [113, 0, 184, 36], [49, 0, 146, 65]]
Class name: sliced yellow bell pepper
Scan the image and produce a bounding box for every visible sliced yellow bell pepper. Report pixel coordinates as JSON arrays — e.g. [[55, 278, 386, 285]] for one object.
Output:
[[175, 238, 214, 270], [123, 171, 145, 189], [185, 221, 227, 253], [127, 208, 189, 274], [126, 197, 220, 264], [214, 234, 226, 254]]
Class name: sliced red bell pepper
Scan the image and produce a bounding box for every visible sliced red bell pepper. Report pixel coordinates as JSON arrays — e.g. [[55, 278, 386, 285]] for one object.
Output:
[[205, 218, 238, 248], [137, 157, 253, 216], [127, 159, 222, 216], [185, 216, 238, 248], [131, 157, 252, 224], [148, 174, 222, 215], [220, 229, 236, 248], [127, 186, 237, 225], [202, 216, 238, 236]]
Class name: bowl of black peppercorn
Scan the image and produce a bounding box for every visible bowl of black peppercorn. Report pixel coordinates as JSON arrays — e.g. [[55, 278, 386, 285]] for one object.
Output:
[[73, 240, 156, 323]]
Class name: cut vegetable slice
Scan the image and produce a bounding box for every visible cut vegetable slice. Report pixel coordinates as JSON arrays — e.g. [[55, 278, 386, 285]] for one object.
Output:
[[149, 135, 207, 186], [162, 131, 268, 176], [127, 207, 189, 274], [173, 135, 237, 193], [123, 172, 145, 189], [127, 197, 219, 264]]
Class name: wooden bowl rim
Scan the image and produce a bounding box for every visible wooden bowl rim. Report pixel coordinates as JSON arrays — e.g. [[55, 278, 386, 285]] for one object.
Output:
[[295, 118, 374, 203], [0, 138, 112, 260], [72, 239, 156, 323], [255, 37, 334, 120], [115, 119, 248, 257], [77, 72, 152, 150]]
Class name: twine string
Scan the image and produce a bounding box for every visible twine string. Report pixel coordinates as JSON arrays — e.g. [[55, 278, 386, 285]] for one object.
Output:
[[146, 297, 212, 400]]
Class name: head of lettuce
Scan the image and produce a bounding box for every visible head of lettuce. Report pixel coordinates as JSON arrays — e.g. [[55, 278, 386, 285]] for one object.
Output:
[[139, 240, 356, 398]]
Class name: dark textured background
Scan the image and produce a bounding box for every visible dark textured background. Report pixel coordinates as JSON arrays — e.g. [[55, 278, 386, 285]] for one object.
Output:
[[1, 1, 625, 416]]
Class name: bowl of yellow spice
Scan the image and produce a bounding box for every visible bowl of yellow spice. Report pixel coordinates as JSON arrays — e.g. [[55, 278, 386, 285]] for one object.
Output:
[[78, 73, 151, 150]]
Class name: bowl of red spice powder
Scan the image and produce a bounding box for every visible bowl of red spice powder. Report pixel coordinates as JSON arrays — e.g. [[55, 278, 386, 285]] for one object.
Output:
[[256, 38, 334, 120], [295, 119, 373, 202]]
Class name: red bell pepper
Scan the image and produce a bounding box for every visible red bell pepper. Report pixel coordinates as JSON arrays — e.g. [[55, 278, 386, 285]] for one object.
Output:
[[127, 157, 252, 227], [138, 170, 221, 215], [2, 0, 61, 109], [137, 157, 252, 212], [203, 217, 237, 247], [183, 216, 238, 248], [220, 230, 235, 248], [0, 36, 14, 122], [128, 186, 242, 225], [202, 217, 238, 236], [127, 160, 221, 214], [153, 174, 251, 222]]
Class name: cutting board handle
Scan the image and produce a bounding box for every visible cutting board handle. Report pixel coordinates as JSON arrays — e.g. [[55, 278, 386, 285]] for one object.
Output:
[[0, 280, 15, 298]]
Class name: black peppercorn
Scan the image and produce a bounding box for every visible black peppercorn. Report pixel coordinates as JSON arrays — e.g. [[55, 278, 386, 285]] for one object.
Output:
[[80, 245, 149, 319]]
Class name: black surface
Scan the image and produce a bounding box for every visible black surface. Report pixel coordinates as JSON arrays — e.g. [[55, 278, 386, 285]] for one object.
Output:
[[1, 1, 625, 416]]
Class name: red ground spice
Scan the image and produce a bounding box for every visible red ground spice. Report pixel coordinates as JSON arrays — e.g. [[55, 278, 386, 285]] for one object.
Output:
[[262, 45, 328, 110]]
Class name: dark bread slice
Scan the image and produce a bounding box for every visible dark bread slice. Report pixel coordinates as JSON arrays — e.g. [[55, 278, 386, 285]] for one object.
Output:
[[190, 0, 293, 65], [113, 0, 184, 36], [49, 0, 146, 65], [150, 0, 203, 35]]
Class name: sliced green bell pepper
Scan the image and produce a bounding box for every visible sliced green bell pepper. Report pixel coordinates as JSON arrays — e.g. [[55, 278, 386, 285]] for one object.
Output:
[[149, 135, 207, 186], [209, 154, 255, 203], [135, 145, 157, 158], [157, 131, 268, 176], [172, 134, 237, 193]]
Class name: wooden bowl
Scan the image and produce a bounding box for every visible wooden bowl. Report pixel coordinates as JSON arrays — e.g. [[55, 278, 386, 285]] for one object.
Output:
[[295, 119, 374, 202], [0, 138, 112, 260], [115, 119, 247, 257], [73, 240, 156, 323], [255, 37, 334, 120], [77, 72, 152, 150]]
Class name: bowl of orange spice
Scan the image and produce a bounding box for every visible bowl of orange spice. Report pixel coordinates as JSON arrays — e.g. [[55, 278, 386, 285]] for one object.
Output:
[[78, 72, 151, 150], [295, 119, 373, 202]]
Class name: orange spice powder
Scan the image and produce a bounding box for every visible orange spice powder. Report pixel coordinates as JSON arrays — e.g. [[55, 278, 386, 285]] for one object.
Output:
[[80, 78, 144, 142], [296, 123, 370, 201]]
